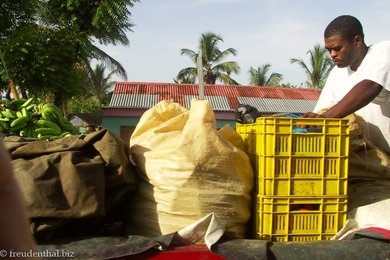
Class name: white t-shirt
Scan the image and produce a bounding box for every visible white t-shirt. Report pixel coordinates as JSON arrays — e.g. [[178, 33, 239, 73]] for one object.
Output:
[[314, 41, 390, 153]]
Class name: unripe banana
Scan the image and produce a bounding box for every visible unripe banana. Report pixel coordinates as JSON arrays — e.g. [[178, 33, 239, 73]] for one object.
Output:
[[2, 109, 16, 118], [41, 110, 57, 122], [26, 104, 36, 111], [36, 119, 61, 132], [20, 97, 35, 108], [37, 133, 52, 140], [60, 131, 72, 138], [21, 107, 28, 117], [49, 135, 60, 141], [42, 104, 65, 127], [11, 98, 27, 108], [16, 111, 23, 118], [10, 116, 29, 128], [19, 128, 28, 137], [9, 116, 29, 132], [35, 127, 61, 136]]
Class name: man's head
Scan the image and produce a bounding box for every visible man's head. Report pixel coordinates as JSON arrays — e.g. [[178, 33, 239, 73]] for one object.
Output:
[[324, 15, 364, 41], [324, 15, 367, 70]]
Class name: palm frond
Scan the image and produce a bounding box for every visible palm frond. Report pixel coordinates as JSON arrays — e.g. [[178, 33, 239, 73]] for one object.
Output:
[[89, 44, 127, 80]]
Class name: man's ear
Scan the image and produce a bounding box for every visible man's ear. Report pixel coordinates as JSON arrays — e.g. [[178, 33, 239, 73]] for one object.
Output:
[[354, 35, 363, 48]]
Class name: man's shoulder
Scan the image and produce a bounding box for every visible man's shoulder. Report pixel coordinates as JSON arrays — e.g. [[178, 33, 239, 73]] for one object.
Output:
[[366, 41, 390, 62], [370, 41, 390, 49]]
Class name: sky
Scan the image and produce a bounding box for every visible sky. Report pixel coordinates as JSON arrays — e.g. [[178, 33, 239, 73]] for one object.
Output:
[[96, 0, 390, 87]]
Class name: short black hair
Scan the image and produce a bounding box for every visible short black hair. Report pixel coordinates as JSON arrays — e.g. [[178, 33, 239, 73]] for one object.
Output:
[[324, 15, 364, 41]]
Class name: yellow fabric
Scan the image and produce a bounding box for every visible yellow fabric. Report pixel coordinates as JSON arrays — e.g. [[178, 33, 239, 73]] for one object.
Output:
[[125, 99, 254, 238]]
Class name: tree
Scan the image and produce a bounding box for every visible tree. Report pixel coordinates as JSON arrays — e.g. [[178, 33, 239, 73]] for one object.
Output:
[[0, 0, 37, 95], [177, 32, 240, 85], [67, 96, 102, 119], [44, 0, 137, 46], [0, 0, 36, 40], [290, 44, 333, 88], [248, 64, 283, 86], [173, 74, 196, 84], [43, 0, 137, 79], [86, 63, 116, 105], [2, 26, 85, 102], [0, 0, 138, 105]]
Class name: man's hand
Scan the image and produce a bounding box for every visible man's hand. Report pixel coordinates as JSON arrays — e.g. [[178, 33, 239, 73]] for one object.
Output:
[[301, 112, 324, 118]]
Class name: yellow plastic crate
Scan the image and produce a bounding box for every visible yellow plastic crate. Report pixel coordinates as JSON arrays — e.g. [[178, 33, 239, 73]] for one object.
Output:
[[256, 196, 348, 242], [236, 117, 349, 196]]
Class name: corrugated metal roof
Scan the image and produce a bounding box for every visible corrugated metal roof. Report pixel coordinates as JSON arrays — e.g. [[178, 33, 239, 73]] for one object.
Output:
[[108, 93, 159, 108], [108, 82, 322, 112], [113, 82, 321, 99], [238, 97, 318, 113], [184, 95, 232, 111]]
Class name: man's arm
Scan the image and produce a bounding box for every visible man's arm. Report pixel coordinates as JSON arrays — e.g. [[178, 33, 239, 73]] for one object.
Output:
[[0, 140, 37, 253], [303, 79, 383, 118]]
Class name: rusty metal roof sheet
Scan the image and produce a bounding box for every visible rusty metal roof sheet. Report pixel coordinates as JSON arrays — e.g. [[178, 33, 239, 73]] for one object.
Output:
[[109, 82, 321, 112]]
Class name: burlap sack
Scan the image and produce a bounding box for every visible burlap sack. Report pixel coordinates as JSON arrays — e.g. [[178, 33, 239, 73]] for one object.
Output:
[[317, 112, 390, 239], [125, 99, 254, 239]]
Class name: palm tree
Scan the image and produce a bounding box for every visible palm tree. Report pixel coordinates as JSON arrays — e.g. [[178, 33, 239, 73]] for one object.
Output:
[[86, 63, 117, 105], [177, 32, 240, 85], [290, 44, 333, 88], [173, 74, 196, 84], [34, 0, 129, 103], [248, 64, 283, 86], [86, 44, 128, 81]]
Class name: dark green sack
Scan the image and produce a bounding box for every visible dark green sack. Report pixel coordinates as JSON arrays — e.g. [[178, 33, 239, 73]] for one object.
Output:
[[3, 129, 137, 241]]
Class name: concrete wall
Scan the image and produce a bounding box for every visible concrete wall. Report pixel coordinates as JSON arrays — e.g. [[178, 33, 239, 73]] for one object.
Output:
[[101, 116, 140, 136], [216, 119, 236, 129]]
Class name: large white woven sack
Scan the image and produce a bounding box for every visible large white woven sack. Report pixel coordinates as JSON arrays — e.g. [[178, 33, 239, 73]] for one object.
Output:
[[125, 99, 254, 239]]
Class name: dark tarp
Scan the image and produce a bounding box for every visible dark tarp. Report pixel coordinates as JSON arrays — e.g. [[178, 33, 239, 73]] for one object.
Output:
[[3, 129, 137, 241], [36, 235, 390, 259]]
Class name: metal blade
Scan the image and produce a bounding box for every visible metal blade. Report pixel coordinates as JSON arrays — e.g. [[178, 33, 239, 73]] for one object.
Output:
[[197, 52, 205, 99]]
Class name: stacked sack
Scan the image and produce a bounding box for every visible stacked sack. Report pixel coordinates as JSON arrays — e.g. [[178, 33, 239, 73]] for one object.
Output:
[[125, 99, 254, 239]]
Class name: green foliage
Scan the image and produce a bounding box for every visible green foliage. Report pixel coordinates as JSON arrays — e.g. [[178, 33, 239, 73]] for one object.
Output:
[[0, 0, 37, 39], [174, 74, 196, 84], [2, 26, 85, 100], [279, 82, 304, 88], [86, 63, 116, 105], [248, 64, 283, 86], [290, 44, 334, 88], [67, 96, 102, 119], [177, 32, 240, 85], [46, 0, 139, 45], [0, 0, 137, 106]]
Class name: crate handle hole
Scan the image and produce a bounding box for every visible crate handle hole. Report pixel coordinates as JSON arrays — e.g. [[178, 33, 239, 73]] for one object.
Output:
[[290, 204, 320, 211], [292, 126, 323, 133]]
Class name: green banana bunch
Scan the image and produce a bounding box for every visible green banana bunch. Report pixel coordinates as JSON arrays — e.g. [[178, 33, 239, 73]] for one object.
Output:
[[41, 103, 65, 128], [36, 119, 62, 132], [0, 97, 81, 140]]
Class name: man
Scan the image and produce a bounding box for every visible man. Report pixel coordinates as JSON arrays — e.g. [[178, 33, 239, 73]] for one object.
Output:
[[303, 15, 390, 154]]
